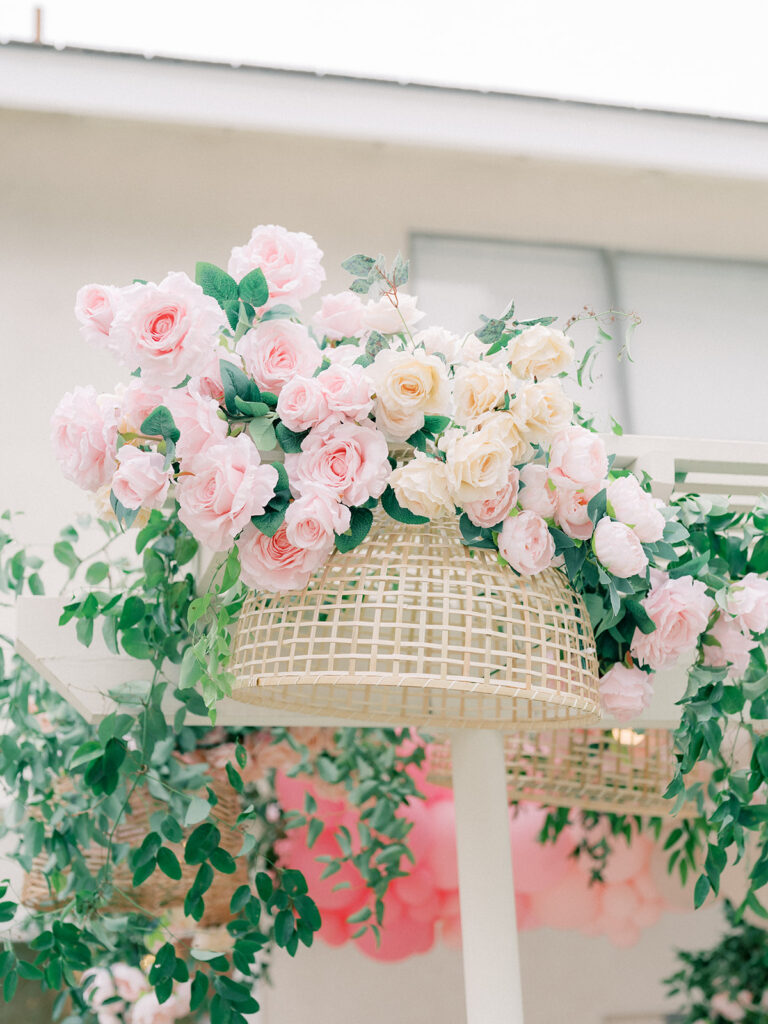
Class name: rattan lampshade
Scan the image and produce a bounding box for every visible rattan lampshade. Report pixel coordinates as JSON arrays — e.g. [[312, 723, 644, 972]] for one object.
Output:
[[427, 727, 701, 817], [230, 513, 600, 730]]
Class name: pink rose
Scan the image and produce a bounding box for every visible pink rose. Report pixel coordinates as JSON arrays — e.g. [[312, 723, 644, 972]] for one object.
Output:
[[702, 612, 756, 680], [518, 464, 557, 518], [363, 293, 425, 334], [710, 993, 748, 1022], [284, 493, 351, 552], [109, 272, 224, 387], [498, 511, 555, 576], [606, 475, 665, 543], [227, 224, 326, 306], [238, 522, 327, 592], [317, 364, 374, 422], [599, 664, 654, 722], [285, 421, 389, 506], [236, 320, 322, 396], [549, 426, 608, 489], [74, 283, 126, 350], [116, 379, 167, 434], [111, 446, 170, 510], [165, 387, 227, 460], [83, 964, 148, 1021], [188, 346, 240, 403], [312, 291, 365, 340], [727, 573, 768, 634], [324, 341, 366, 368], [276, 376, 329, 433], [176, 434, 278, 550], [593, 518, 648, 578], [132, 981, 191, 1024], [51, 386, 120, 492], [631, 569, 715, 670], [554, 481, 599, 541], [463, 468, 520, 528]]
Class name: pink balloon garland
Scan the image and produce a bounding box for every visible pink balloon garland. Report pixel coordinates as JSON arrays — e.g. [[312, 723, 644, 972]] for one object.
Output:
[[275, 760, 697, 962]]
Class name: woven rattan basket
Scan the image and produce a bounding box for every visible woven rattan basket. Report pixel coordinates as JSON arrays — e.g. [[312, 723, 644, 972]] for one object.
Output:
[[230, 513, 600, 729], [22, 765, 247, 925], [427, 728, 701, 817]]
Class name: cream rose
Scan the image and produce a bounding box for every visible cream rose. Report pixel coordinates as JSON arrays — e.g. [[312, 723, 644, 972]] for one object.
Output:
[[369, 348, 451, 442], [413, 325, 462, 363], [452, 362, 513, 426], [514, 378, 573, 444], [466, 410, 532, 466], [389, 453, 453, 520], [442, 423, 514, 505], [506, 325, 574, 380]]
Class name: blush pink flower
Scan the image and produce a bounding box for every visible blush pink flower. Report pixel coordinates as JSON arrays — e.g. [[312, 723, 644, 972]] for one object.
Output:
[[83, 964, 148, 1022], [463, 468, 520, 528], [631, 569, 715, 670], [111, 446, 170, 510], [498, 511, 555, 576], [324, 341, 367, 368], [593, 518, 648, 578], [238, 522, 328, 592], [549, 426, 608, 489], [116, 379, 167, 434], [702, 612, 757, 680], [51, 386, 120, 492], [518, 464, 557, 518], [727, 573, 768, 635], [606, 475, 665, 543], [284, 493, 351, 552], [132, 980, 191, 1024], [109, 272, 224, 387], [312, 291, 366, 341], [74, 283, 129, 350], [165, 387, 227, 460], [554, 482, 599, 541], [276, 376, 330, 433], [188, 346, 240, 403], [599, 664, 654, 722], [236, 320, 322, 396], [227, 224, 326, 306], [363, 293, 425, 334], [285, 421, 389, 506], [317, 364, 374, 422], [176, 434, 278, 550]]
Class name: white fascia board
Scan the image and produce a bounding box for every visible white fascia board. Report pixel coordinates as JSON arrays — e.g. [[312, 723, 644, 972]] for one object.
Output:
[[3, 44, 768, 180]]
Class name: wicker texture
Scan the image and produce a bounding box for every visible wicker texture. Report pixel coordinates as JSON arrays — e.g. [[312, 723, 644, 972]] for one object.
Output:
[[231, 513, 600, 729], [427, 728, 700, 817], [22, 770, 247, 925]]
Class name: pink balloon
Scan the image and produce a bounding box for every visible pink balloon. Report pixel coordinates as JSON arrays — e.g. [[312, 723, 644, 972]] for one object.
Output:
[[510, 805, 576, 894], [319, 910, 352, 947], [515, 892, 535, 931], [441, 914, 462, 949], [423, 801, 459, 891], [529, 865, 601, 930], [634, 898, 663, 929], [356, 915, 435, 962], [601, 882, 641, 922], [606, 920, 642, 948], [601, 833, 652, 885], [395, 865, 438, 907], [647, 845, 696, 911]]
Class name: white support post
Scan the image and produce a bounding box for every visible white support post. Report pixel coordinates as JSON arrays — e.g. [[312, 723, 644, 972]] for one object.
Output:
[[451, 729, 524, 1024]]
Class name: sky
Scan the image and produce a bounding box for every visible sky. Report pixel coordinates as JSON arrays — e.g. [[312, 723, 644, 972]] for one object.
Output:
[[3, 0, 768, 121]]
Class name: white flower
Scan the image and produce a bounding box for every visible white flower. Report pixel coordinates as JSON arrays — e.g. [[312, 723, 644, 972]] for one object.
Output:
[[363, 293, 425, 334], [453, 362, 514, 426], [389, 454, 454, 520], [368, 348, 451, 441], [505, 325, 574, 380]]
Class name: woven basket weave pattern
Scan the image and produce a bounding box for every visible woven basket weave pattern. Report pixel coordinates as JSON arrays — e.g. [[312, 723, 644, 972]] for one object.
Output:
[[22, 767, 247, 926], [231, 514, 600, 729], [427, 728, 698, 817]]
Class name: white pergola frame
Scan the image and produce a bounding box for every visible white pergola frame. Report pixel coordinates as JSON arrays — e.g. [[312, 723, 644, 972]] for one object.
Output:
[[14, 433, 768, 1024]]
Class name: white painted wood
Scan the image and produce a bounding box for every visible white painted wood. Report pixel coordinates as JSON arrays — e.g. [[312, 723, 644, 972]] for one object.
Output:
[[452, 730, 524, 1024], [5, 43, 768, 181]]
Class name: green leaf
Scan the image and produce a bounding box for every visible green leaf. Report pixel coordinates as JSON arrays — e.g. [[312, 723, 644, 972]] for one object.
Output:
[[587, 488, 607, 525], [195, 262, 238, 303], [422, 414, 451, 434], [275, 422, 309, 454], [274, 909, 295, 947], [53, 540, 79, 570], [157, 847, 183, 881], [238, 268, 269, 308], [185, 797, 211, 827], [210, 847, 237, 874], [190, 972, 209, 1012], [250, 501, 288, 538], [141, 405, 180, 444], [750, 536, 768, 574], [255, 872, 273, 901], [235, 396, 270, 417], [335, 507, 374, 553], [185, 823, 221, 865], [230, 885, 251, 914], [119, 595, 146, 629], [381, 485, 428, 525], [247, 418, 277, 451], [85, 561, 110, 584], [160, 814, 184, 844], [693, 873, 710, 909], [342, 254, 376, 276], [69, 740, 102, 769]]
